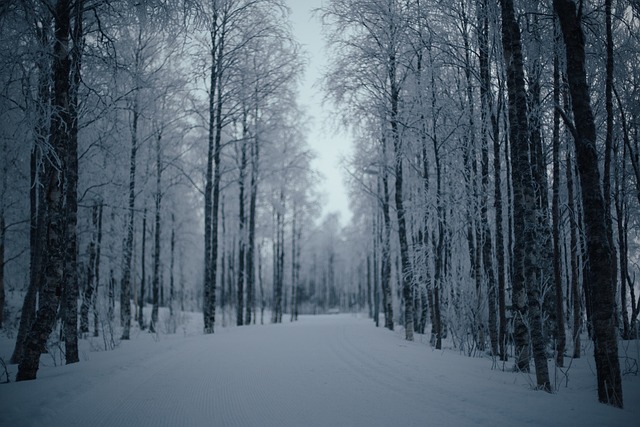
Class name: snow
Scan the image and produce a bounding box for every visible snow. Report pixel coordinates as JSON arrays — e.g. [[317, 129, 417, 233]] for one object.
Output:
[[0, 313, 638, 427]]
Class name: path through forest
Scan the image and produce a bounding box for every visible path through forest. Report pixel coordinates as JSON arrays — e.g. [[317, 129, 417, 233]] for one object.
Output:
[[1, 314, 639, 426]]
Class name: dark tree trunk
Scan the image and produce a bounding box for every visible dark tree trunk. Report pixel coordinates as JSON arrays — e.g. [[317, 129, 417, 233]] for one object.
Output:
[[63, 0, 83, 364], [207, 20, 226, 333], [80, 204, 98, 334], [151, 131, 162, 333], [220, 196, 226, 325], [555, 0, 623, 407], [603, 0, 618, 319], [367, 255, 373, 319], [203, 34, 215, 333], [204, 8, 226, 334], [388, 50, 413, 340], [272, 191, 285, 323], [373, 209, 381, 327], [236, 114, 248, 326], [121, 89, 138, 340], [500, 0, 530, 371], [552, 36, 566, 367], [17, 0, 71, 380], [11, 124, 46, 364], [245, 108, 259, 325], [170, 213, 175, 319], [0, 212, 4, 329], [138, 208, 147, 330], [432, 150, 444, 351], [259, 243, 265, 324], [430, 45, 442, 349], [380, 138, 393, 331], [564, 81, 582, 359], [477, 0, 498, 356], [493, 81, 507, 362], [416, 47, 432, 338], [93, 203, 102, 337], [290, 209, 299, 322], [499, 0, 550, 390]]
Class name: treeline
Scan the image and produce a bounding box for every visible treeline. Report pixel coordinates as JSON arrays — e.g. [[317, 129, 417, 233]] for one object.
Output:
[[325, 0, 639, 408]]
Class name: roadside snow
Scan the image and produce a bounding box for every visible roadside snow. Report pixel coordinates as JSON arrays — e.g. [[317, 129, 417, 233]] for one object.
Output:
[[0, 313, 638, 426]]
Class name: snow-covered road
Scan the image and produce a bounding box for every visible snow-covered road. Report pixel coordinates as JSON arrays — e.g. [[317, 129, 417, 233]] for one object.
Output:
[[1, 314, 638, 426]]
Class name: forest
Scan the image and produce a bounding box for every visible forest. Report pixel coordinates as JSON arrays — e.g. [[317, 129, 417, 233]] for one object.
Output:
[[0, 0, 639, 413]]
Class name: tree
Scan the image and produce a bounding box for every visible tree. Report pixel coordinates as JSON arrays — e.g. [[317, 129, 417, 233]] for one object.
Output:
[[476, 0, 498, 356], [554, 0, 623, 408], [552, 22, 566, 367], [17, 0, 73, 381], [499, 0, 550, 390]]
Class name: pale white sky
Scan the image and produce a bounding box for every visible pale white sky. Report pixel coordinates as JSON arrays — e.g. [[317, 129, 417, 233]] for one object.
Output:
[[287, 0, 353, 225]]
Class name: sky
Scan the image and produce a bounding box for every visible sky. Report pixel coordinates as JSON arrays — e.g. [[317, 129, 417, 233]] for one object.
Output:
[[286, 0, 354, 225]]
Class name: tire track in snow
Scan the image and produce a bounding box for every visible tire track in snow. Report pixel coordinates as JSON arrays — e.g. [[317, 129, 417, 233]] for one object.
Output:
[[331, 319, 517, 426], [52, 338, 206, 427]]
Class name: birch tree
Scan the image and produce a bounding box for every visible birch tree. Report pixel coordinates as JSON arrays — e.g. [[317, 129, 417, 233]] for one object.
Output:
[[554, 0, 623, 408]]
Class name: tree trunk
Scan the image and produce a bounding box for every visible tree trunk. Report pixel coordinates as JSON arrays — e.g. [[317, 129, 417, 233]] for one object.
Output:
[[552, 35, 566, 367], [417, 47, 432, 338], [220, 196, 226, 325], [555, 0, 623, 407], [170, 213, 175, 319], [11, 130, 46, 364], [386, 45, 413, 341], [603, 0, 618, 322], [138, 208, 146, 330], [373, 209, 380, 328], [151, 130, 162, 333], [367, 254, 373, 319], [17, 0, 71, 380], [493, 80, 507, 362], [259, 243, 265, 325], [245, 108, 259, 325], [93, 202, 102, 337], [380, 138, 393, 331], [272, 192, 285, 323], [63, 0, 83, 364], [290, 208, 299, 322], [80, 204, 98, 334], [477, 0, 498, 356], [207, 16, 226, 333], [0, 211, 4, 329], [499, 0, 550, 390], [236, 113, 248, 326], [204, 8, 226, 334], [121, 85, 139, 340], [430, 45, 442, 349]]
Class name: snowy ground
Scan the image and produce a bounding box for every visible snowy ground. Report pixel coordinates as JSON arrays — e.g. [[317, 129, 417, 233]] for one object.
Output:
[[0, 312, 638, 427]]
